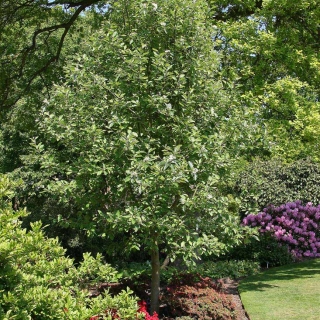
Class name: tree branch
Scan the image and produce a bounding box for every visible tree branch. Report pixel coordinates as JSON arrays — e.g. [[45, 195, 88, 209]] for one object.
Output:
[[2, 0, 101, 110]]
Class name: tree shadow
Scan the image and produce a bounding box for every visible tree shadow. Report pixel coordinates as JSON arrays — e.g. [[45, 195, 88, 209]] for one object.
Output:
[[239, 258, 320, 293], [240, 281, 279, 292]]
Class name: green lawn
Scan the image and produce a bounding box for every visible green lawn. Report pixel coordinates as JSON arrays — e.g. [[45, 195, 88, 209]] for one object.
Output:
[[238, 259, 320, 320]]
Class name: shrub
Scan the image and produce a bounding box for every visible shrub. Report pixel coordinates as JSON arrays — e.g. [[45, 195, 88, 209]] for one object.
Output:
[[236, 159, 320, 215], [163, 273, 237, 320], [0, 174, 141, 319], [192, 260, 260, 279], [243, 200, 320, 258], [221, 234, 294, 267]]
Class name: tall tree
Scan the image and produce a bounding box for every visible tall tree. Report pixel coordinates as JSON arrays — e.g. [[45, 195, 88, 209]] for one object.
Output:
[[20, 0, 246, 312], [212, 0, 320, 161]]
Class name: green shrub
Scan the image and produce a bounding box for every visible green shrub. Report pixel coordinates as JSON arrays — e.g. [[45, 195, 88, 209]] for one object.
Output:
[[222, 234, 294, 268], [192, 260, 260, 279], [236, 158, 320, 215], [0, 174, 141, 319]]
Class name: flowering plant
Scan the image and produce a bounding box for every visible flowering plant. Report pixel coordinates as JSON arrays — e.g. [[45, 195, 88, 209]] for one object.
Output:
[[137, 301, 159, 320], [243, 201, 320, 258], [89, 301, 159, 320]]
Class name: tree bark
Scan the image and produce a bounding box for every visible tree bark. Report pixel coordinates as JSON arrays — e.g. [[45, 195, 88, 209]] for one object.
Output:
[[150, 246, 160, 315]]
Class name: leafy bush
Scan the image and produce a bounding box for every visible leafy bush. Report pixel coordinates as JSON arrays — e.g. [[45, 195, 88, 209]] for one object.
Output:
[[222, 234, 294, 267], [192, 260, 260, 279], [236, 159, 320, 215], [163, 273, 237, 320], [0, 174, 141, 319], [243, 200, 320, 258]]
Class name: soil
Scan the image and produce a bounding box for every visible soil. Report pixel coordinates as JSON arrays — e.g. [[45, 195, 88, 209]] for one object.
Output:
[[221, 278, 249, 320]]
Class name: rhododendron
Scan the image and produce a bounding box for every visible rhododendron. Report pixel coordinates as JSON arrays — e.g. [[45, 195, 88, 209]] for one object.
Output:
[[243, 201, 320, 258]]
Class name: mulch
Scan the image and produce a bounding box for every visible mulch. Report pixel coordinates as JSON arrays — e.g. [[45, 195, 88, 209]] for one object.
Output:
[[221, 278, 249, 320]]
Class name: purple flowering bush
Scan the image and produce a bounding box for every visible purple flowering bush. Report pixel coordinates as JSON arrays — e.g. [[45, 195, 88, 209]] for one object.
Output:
[[243, 201, 320, 258]]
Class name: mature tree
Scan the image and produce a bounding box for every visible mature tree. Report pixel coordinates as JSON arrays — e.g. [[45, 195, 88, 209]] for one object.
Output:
[[212, 0, 320, 161], [18, 0, 249, 312]]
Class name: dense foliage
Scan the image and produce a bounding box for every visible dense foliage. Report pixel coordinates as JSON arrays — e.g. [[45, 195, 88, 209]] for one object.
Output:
[[191, 260, 260, 279], [0, 175, 141, 319], [214, 0, 320, 161], [236, 159, 320, 214], [221, 234, 294, 267], [243, 201, 320, 258], [0, 0, 319, 314]]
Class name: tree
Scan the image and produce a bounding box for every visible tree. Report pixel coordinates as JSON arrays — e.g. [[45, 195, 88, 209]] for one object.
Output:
[[212, 0, 320, 161], [0, 0, 109, 110], [19, 0, 247, 312]]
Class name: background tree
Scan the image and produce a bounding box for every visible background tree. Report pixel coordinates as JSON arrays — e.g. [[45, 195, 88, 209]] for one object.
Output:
[[212, 0, 320, 161], [0, 0, 110, 110]]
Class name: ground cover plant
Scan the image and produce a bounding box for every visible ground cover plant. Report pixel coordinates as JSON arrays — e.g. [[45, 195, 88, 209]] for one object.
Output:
[[239, 258, 320, 320], [161, 273, 237, 319], [103, 262, 253, 319]]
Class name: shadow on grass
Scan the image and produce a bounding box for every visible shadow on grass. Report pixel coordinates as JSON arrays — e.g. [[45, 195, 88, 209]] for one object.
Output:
[[239, 258, 320, 293]]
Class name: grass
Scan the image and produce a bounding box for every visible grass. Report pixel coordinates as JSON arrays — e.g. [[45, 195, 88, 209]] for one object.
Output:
[[238, 258, 320, 320]]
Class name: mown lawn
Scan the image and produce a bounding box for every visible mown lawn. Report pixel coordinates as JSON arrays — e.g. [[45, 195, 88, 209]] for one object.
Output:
[[239, 258, 320, 320]]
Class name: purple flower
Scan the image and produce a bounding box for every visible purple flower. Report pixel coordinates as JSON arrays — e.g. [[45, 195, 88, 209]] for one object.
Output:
[[243, 201, 320, 258]]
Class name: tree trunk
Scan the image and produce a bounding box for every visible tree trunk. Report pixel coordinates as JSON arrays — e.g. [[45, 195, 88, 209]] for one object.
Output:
[[150, 246, 160, 315]]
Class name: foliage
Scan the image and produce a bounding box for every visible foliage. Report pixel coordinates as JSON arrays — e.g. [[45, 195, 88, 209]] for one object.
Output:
[[191, 260, 260, 279], [222, 235, 294, 268], [239, 259, 320, 320], [164, 273, 237, 319], [0, 174, 141, 319], [236, 158, 320, 215], [0, 0, 109, 110], [213, 0, 320, 161], [17, 0, 250, 312], [243, 201, 320, 258]]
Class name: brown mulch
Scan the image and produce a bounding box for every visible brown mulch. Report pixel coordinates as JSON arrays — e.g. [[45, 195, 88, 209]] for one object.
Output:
[[221, 278, 249, 320]]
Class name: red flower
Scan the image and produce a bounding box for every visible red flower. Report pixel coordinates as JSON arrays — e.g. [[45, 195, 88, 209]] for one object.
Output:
[[137, 301, 159, 320]]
